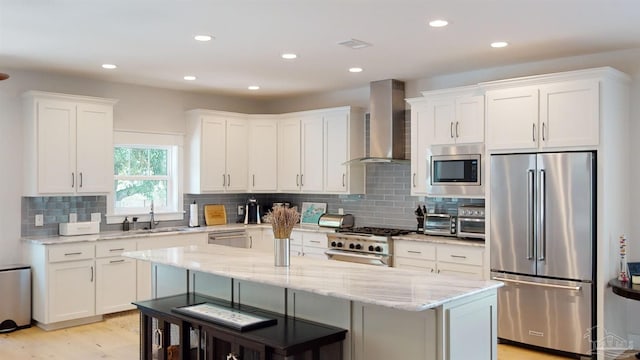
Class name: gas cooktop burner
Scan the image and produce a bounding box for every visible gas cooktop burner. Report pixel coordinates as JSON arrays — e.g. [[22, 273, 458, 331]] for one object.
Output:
[[339, 227, 411, 237]]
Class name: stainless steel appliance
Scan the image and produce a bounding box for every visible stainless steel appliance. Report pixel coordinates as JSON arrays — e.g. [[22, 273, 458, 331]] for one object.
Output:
[[456, 204, 485, 240], [244, 198, 261, 224], [326, 227, 410, 266], [490, 152, 595, 358], [426, 144, 484, 197], [424, 213, 456, 237], [318, 213, 354, 229]]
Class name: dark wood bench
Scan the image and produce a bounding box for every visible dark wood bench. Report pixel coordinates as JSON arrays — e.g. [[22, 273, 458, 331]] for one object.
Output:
[[134, 293, 347, 360]]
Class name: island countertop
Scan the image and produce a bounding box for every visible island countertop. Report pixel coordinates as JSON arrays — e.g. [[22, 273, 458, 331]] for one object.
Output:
[[123, 244, 502, 312]]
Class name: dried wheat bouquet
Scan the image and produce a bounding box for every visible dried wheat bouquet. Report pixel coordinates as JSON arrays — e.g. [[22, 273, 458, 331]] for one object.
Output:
[[266, 206, 300, 239]]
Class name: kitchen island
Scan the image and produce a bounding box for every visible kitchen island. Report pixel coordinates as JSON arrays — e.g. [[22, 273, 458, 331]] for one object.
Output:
[[124, 244, 502, 360]]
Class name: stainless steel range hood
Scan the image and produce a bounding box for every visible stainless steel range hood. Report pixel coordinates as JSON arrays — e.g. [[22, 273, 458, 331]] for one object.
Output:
[[347, 79, 408, 164]]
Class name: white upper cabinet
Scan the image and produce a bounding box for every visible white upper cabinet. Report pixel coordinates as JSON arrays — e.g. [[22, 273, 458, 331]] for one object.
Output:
[[185, 110, 248, 194], [485, 73, 602, 151], [424, 88, 484, 146], [23, 91, 117, 196], [247, 116, 278, 192], [277, 117, 302, 192], [407, 99, 430, 195], [300, 115, 324, 192], [323, 107, 365, 194], [277, 114, 323, 193]]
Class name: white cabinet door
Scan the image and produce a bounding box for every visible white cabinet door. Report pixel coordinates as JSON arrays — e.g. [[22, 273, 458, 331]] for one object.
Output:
[[455, 95, 485, 144], [36, 99, 76, 194], [409, 101, 431, 195], [486, 87, 539, 151], [201, 116, 227, 192], [430, 98, 456, 145], [301, 115, 324, 192], [225, 118, 248, 192], [324, 112, 349, 193], [76, 103, 113, 193], [539, 79, 599, 149], [49, 259, 95, 323], [278, 118, 301, 191], [95, 257, 136, 314], [248, 118, 278, 192]]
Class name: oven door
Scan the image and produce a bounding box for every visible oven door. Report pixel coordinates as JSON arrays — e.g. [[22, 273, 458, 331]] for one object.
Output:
[[325, 249, 391, 266], [457, 217, 485, 239], [424, 214, 455, 236]]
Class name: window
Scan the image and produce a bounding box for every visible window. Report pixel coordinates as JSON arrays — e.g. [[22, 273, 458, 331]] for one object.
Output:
[[114, 146, 172, 213], [107, 131, 183, 224]]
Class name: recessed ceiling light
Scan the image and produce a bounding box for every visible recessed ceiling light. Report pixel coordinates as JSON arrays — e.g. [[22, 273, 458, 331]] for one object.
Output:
[[429, 19, 449, 28], [248, 85, 260, 90], [491, 41, 509, 48], [281, 53, 297, 60], [194, 35, 213, 42], [101, 64, 117, 70], [184, 75, 196, 81], [349, 67, 363, 73]]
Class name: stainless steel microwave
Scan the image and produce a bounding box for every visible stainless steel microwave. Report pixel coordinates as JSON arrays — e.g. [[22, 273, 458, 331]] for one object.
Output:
[[426, 144, 484, 197]]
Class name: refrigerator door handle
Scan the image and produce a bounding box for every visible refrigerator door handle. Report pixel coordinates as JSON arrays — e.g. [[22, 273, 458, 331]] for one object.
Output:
[[492, 277, 582, 292], [539, 169, 546, 261], [527, 169, 535, 260]]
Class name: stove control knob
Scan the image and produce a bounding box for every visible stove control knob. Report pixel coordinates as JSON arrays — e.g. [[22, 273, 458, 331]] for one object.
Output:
[[349, 243, 355, 249], [368, 245, 374, 251], [375, 246, 382, 252], [331, 241, 337, 247], [337, 242, 343, 248], [355, 244, 362, 250]]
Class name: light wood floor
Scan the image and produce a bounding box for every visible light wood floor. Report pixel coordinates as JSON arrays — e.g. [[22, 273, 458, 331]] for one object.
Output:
[[0, 310, 636, 359]]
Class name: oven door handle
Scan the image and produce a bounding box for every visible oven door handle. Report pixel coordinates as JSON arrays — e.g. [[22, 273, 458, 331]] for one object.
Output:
[[457, 217, 485, 222], [325, 249, 387, 263]]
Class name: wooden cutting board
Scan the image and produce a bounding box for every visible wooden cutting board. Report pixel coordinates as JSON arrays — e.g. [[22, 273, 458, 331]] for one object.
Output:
[[204, 204, 227, 226]]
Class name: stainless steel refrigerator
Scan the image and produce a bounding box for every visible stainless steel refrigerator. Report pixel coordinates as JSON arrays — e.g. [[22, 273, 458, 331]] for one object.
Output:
[[490, 152, 595, 358]]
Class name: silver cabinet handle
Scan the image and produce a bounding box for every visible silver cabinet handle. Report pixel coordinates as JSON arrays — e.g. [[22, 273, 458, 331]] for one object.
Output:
[[407, 250, 422, 254], [492, 277, 581, 291], [109, 259, 125, 264], [227, 174, 230, 187], [90, 266, 94, 282], [79, 172, 83, 188], [542, 122, 546, 141], [455, 121, 459, 138], [412, 173, 416, 187], [296, 174, 299, 186], [450, 122, 454, 138], [154, 328, 163, 350], [222, 174, 226, 187], [71, 172, 75, 188], [532, 123, 536, 142], [109, 248, 125, 252], [539, 169, 546, 261], [65, 252, 82, 256], [252, 174, 255, 187], [342, 173, 346, 187], [450, 254, 467, 259], [301, 174, 304, 186]]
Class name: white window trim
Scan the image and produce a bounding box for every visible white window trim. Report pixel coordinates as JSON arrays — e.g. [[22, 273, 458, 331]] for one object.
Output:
[[106, 130, 184, 224]]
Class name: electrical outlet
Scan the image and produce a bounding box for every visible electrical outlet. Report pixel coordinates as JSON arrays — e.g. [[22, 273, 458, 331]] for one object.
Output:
[[338, 208, 344, 215], [35, 214, 44, 227], [237, 205, 245, 216], [91, 212, 101, 223], [69, 213, 77, 223]]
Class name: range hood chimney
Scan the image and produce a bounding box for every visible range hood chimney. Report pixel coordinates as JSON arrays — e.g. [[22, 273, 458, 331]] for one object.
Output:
[[348, 79, 408, 164]]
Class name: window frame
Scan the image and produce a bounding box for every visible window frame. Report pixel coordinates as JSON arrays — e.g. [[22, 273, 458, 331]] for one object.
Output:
[[106, 131, 184, 225]]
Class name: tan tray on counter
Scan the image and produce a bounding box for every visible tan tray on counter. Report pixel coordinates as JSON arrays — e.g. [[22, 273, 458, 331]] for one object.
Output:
[[204, 204, 227, 226]]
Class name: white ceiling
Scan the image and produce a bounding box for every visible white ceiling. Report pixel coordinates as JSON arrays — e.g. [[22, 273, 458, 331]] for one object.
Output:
[[2, 0, 640, 99]]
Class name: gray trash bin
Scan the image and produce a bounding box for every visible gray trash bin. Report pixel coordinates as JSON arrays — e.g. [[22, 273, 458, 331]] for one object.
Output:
[[0, 265, 31, 332]]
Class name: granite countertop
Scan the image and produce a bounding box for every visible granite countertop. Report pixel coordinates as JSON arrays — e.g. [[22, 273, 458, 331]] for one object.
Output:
[[123, 244, 501, 312], [21, 223, 336, 245], [393, 233, 486, 248]]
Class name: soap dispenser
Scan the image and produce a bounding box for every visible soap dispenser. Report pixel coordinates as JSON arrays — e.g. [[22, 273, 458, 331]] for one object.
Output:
[[123, 217, 130, 231]]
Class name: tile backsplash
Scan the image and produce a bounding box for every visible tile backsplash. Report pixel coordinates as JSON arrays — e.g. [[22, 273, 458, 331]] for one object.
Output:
[[21, 163, 483, 237]]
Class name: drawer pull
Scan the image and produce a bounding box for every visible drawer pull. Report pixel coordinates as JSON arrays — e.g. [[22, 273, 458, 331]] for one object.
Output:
[[407, 250, 422, 254], [450, 254, 467, 259], [309, 240, 321, 244], [109, 248, 125, 252], [64, 252, 82, 256], [110, 259, 125, 264]]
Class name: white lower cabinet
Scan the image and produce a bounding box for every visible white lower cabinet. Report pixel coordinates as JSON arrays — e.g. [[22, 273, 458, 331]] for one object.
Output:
[[95, 239, 137, 315], [49, 259, 95, 323], [290, 230, 328, 259], [394, 240, 484, 279]]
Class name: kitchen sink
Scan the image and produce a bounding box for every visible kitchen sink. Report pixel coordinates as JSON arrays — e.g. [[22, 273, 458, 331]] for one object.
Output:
[[132, 226, 190, 233]]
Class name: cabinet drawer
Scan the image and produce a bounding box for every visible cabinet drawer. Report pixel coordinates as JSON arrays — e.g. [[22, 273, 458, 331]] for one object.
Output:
[[437, 262, 483, 279], [394, 257, 436, 272], [48, 243, 94, 263], [96, 240, 137, 258], [303, 233, 327, 249], [437, 245, 483, 266], [394, 241, 436, 260]]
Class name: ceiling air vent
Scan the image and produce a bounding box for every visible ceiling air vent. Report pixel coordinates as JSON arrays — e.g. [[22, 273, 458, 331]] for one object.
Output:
[[338, 38, 372, 49]]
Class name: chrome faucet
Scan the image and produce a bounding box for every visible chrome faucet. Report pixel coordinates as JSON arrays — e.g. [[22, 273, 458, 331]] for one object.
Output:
[[149, 200, 159, 229]]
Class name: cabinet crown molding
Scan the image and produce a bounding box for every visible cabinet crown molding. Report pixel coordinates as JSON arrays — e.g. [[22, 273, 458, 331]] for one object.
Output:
[[22, 90, 118, 105]]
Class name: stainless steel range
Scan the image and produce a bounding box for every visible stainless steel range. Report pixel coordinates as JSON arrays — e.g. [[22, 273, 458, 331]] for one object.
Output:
[[326, 227, 411, 266]]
